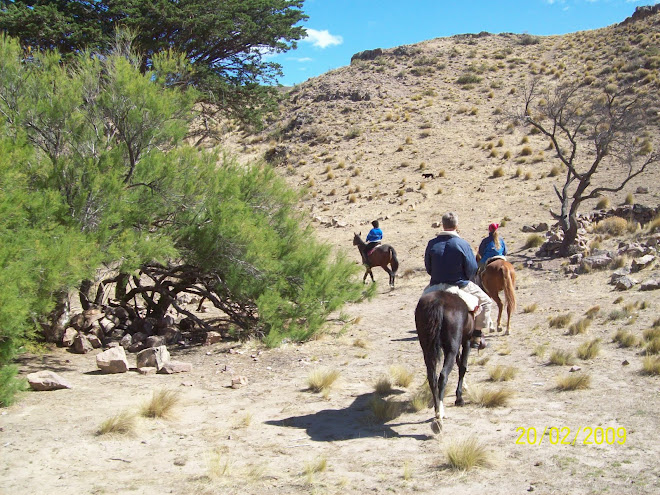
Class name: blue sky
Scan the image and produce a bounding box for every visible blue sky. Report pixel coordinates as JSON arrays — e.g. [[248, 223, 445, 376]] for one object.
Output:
[[271, 0, 654, 86]]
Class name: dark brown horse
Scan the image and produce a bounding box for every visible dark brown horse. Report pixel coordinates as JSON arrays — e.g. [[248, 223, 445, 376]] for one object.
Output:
[[352, 233, 399, 288], [480, 258, 516, 335], [415, 290, 474, 434]]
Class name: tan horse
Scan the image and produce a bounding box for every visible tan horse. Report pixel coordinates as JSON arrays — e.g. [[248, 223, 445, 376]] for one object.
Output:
[[480, 259, 516, 335]]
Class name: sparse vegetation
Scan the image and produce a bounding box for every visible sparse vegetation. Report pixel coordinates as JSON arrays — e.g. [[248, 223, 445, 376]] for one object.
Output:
[[307, 368, 341, 393], [374, 376, 393, 395], [523, 303, 538, 313], [556, 372, 591, 391], [641, 356, 660, 375], [488, 365, 517, 382], [467, 385, 514, 407], [549, 313, 573, 328], [140, 390, 181, 419], [390, 365, 414, 388], [549, 349, 575, 366], [445, 436, 490, 471], [568, 318, 592, 335], [368, 396, 404, 422], [577, 338, 601, 360], [593, 217, 628, 236], [613, 329, 639, 348], [524, 234, 544, 249], [96, 411, 137, 436]]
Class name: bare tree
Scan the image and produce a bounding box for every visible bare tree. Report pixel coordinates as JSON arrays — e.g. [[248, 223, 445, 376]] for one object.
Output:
[[517, 79, 659, 256]]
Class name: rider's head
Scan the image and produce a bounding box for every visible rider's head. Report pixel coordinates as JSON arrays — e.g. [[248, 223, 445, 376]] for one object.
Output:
[[488, 222, 499, 233], [372, 220, 379, 228], [442, 212, 458, 231]]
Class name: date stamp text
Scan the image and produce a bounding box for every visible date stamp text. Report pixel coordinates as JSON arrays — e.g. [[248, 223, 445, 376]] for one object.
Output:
[[515, 426, 627, 446]]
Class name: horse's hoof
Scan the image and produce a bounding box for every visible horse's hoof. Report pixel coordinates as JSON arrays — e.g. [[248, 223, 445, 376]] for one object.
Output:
[[497, 327, 503, 333], [504, 330, 510, 336], [431, 419, 442, 434], [455, 398, 464, 407]]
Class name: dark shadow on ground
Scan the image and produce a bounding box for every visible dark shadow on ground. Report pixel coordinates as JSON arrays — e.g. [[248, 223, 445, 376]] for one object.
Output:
[[15, 353, 78, 374], [265, 393, 434, 442]]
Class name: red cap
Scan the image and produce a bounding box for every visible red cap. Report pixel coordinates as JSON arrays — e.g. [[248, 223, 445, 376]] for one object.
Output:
[[488, 223, 499, 233]]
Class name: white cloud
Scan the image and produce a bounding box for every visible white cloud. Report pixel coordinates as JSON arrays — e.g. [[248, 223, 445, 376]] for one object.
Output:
[[303, 28, 343, 49], [288, 57, 313, 62]]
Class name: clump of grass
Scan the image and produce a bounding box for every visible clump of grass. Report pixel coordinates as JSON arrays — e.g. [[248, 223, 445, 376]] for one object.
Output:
[[140, 389, 181, 419], [548, 165, 560, 177], [304, 456, 327, 482], [524, 234, 544, 249], [390, 365, 414, 388], [409, 384, 432, 412], [608, 305, 635, 321], [475, 355, 491, 366], [568, 317, 592, 335], [374, 376, 393, 395], [549, 313, 573, 328], [644, 338, 660, 355], [520, 146, 533, 156], [353, 338, 368, 348], [403, 461, 413, 480], [613, 329, 639, 348], [467, 385, 514, 407], [445, 436, 490, 471], [523, 303, 538, 313], [208, 450, 231, 478], [624, 193, 634, 205], [641, 356, 660, 375], [532, 344, 547, 359], [593, 217, 627, 236], [492, 166, 504, 178], [577, 338, 601, 360], [96, 411, 137, 436], [368, 396, 404, 422], [643, 327, 660, 342], [595, 197, 610, 209], [647, 215, 660, 233], [548, 349, 575, 366], [307, 368, 341, 393], [555, 372, 591, 391], [585, 306, 600, 318], [488, 365, 517, 382]]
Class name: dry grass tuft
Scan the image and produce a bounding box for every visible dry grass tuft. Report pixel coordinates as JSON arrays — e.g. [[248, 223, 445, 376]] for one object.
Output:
[[532, 344, 547, 359], [549, 313, 573, 328], [96, 411, 137, 436], [368, 396, 404, 422], [568, 317, 592, 335], [556, 372, 591, 391], [140, 389, 181, 419], [577, 338, 601, 360], [353, 338, 368, 348], [643, 327, 660, 342], [523, 303, 538, 313], [374, 376, 393, 395], [389, 365, 414, 388], [524, 234, 544, 249], [488, 365, 517, 382], [585, 306, 600, 318], [307, 368, 341, 393], [492, 166, 505, 178], [613, 329, 639, 348], [304, 456, 327, 477], [644, 338, 660, 355], [593, 217, 627, 236], [467, 385, 514, 407], [409, 384, 432, 412], [641, 356, 660, 375], [595, 197, 610, 209], [548, 349, 575, 366], [445, 436, 491, 471]]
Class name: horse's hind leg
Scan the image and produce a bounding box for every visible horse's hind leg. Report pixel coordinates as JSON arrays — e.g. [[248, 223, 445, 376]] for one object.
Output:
[[504, 300, 512, 336], [455, 344, 470, 406], [363, 268, 373, 284], [422, 352, 441, 432], [492, 292, 503, 332], [437, 348, 457, 421], [383, 266, 395, 288]]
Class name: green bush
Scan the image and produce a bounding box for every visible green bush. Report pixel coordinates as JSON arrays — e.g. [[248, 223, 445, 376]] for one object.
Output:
[[0, 36, 368, 404]]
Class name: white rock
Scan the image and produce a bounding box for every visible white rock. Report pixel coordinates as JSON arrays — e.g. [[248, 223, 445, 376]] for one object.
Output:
[[96, 347, 129, 374], [27, 371, 72, 391]]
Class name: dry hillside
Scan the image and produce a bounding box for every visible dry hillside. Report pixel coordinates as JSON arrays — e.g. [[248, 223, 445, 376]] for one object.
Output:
[[3, 7, 660, 495]]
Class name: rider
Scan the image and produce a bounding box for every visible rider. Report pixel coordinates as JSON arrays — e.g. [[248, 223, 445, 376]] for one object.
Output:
[[478, 222, 507, 271], [423, 212, 493, 350], [362, 220, 383, 265]]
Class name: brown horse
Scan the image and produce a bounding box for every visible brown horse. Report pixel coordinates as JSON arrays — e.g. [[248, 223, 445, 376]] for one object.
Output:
[[480, 258, 516, 335], [352, 233, 399, 288], [415, 290, 474, 434]]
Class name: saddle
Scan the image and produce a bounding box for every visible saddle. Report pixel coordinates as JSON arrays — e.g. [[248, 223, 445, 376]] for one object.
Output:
[[423, 284, 481, 315], [486, 255, 506, 265], [366, 242, 381, 257]]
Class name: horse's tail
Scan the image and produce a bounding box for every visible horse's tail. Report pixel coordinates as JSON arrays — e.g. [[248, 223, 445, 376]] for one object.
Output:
[[504, 266, 516, 314], [389, 246, 399, 275]]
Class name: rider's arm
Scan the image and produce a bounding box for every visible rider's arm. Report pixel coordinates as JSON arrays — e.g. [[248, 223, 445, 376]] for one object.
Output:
[[502, 239, 507, 256], [424, 243, 432, 276]]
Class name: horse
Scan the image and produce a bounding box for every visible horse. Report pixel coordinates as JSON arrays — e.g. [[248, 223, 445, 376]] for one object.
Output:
[[352, 233, 399, 288], [415, 290, 474, 434], [479, 258, 516, 335]]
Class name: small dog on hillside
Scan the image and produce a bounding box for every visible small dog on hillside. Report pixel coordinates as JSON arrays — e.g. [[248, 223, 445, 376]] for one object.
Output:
[[422, 173, 435, 179]]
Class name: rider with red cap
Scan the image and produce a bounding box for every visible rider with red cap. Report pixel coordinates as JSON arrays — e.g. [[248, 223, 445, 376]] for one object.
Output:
[[478, 222, 507, 270]]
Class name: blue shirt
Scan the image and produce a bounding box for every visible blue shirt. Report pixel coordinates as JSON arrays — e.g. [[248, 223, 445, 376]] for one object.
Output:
[[478, 235, 507, 265], [366, 228, 383, 243], [424, 232, 477, 288]]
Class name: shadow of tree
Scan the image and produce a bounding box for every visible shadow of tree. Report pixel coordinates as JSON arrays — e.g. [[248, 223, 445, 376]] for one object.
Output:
[[265, 393, 434, 442]]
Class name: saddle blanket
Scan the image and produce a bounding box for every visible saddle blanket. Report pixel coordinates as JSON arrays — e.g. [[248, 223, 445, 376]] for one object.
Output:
[[487, 255, 506, 264], [422, 284, 481, 314]]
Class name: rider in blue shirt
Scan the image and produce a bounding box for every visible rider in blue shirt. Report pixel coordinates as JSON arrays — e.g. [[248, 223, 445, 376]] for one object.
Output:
[[362, 220, 383, 265]]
